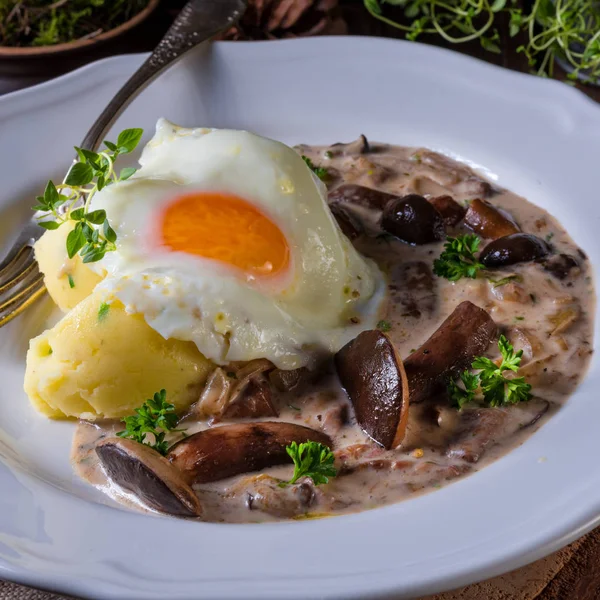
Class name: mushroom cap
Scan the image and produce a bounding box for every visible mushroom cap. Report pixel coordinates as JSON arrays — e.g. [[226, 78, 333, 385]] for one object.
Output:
[[335, 330, 410, 449], [167, 422, 332, 484], [96, 437, 202, 518]]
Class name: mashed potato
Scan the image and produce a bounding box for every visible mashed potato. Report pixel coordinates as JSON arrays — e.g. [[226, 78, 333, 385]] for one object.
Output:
[[24, 290, 213, 419], [34, 223, 103, 312]]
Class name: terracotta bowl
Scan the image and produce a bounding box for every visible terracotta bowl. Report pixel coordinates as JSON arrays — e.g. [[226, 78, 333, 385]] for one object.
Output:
[[0, 0, 160, 77]]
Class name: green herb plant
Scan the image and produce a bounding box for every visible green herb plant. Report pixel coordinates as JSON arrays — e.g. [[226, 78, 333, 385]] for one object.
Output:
[[448, 335, 532, 409], [117, 389, 182, 456], [511, 0, 600, 81], [364, 0, 600, 81], [0, 0, 150, 47], [280, 441, 337, 487], [33, 128, 143, 264], [364, 0, 506, 55], [433, 234, 484, 282]]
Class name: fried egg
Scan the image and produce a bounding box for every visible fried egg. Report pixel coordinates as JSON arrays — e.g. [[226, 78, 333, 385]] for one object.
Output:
[[91, 119, 385, 369]]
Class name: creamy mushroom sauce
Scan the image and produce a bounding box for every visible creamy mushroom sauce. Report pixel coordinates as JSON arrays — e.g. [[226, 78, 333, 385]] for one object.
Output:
[[72, 140, 595, 522]]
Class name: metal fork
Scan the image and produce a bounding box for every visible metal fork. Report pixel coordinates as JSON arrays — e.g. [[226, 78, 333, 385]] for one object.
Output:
[[0, 0, 246, 328]]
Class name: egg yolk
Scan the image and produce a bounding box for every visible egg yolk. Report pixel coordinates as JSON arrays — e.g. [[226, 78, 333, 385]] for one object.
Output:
[[161, 192, 290, 277]]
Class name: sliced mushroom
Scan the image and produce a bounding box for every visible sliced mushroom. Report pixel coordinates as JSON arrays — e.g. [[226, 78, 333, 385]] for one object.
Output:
[[269, 367, 311, 392], [223, 376, 278, 420], [388, 261, 437, 318], [329, 203, 364, 240], [167, 422, 332, 484], [194, 368, 232, 418], [335, 330, 410, 449], [446, 399, 550, 463], [328, 184, 398, 211], [192, 360, 277, 421], [96, 438, 202, 517], [381, 194, 445, 245], [428, 195, 466, 227], [506, 327, 543, 364], [480, 233, 551, 268], [243, 474, 319, 518], [328, 135, 370, 156], [404, 301, 497, 404], [464, 199, 519, 239], [542, 253, 581, 280]]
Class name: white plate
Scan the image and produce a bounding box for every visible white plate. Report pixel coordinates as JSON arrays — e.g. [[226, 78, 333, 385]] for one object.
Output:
[[0, 38, 599, 600]]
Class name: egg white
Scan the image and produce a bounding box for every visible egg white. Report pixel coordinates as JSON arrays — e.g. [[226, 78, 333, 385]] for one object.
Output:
[[90, 119, 386, 369]]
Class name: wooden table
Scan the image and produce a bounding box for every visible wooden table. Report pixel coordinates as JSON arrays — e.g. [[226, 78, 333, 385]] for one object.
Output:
[[0, 1, 598, 598]]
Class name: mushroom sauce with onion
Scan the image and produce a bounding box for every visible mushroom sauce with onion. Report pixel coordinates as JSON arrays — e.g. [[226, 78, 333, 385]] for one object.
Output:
[[72, 137, 595, 522]]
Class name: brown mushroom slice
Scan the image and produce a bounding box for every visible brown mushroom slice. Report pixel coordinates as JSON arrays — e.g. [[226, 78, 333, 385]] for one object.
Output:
[[464, 198, 519, 239], [404, 301, 497, 404], [328, 184, 398, 211], [327, 135, 370, 156], [329, 203, 364, 240], [269, 367, 311, 392], [446, 399, 550, 463], [542, 253, 581, 280], [167, 422, 332, 484], [193, 359, 277, 420], [96, 438, 202, 517], [335, 330, 409, 449], [223, 375, 278, 419], [428, 195, 466, 227]]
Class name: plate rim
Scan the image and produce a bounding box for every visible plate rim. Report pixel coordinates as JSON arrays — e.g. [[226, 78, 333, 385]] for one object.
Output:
[[1, 36, 599, 600]]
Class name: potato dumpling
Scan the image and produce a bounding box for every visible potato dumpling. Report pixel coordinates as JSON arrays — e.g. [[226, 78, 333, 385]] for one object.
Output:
[[34, 223, 103, 312], [24, 290, 213, 420]]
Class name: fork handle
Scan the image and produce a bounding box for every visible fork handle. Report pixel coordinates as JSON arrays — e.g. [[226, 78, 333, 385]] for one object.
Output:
[[79, 0, 246, 152]]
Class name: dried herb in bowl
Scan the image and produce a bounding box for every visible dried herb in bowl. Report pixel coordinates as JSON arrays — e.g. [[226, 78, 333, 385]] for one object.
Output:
[[0, 0, 150, 47]]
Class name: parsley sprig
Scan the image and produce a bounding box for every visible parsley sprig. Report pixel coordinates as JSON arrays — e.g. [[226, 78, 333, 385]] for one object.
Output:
[[433, 234, 485, 282], [448, 370, 479, 410], [302, 155, 328, 181], [280, 441, 337, 487], [449, 335, 533, 409], [33, 128, 143, 264], [117, 389, 181, 456]]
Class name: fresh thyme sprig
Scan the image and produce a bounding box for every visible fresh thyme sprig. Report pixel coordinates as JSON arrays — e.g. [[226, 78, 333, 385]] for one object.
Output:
[[448, 335, 533, 409], [280, 441, 337, 487], [117, 389, 182, 456], [33, 128, 143, 264]]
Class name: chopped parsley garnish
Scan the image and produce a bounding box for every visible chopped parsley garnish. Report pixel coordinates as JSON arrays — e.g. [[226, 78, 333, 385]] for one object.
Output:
[[33, 128, 143, 264], [301, 155, 328, 180], [449, 335, 532, 409], [433, 234, 484, 282], [97, 302, 110, 321], [117, 389, 181, 456], [67, 274, 75, 289], [280, 441, 337, 487], [377, 319, 392, 332]]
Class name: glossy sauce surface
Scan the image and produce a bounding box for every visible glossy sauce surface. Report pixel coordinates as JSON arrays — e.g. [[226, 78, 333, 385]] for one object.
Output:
[[72, 140, 595, 522]]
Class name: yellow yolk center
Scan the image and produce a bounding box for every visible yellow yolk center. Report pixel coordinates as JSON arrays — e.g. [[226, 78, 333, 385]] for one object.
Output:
[[161, 192, 290, 277]]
